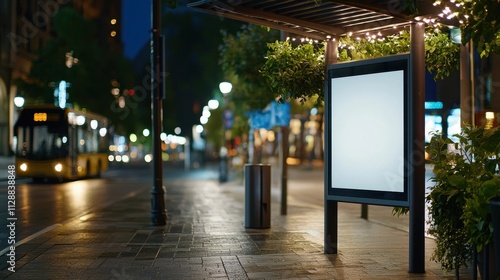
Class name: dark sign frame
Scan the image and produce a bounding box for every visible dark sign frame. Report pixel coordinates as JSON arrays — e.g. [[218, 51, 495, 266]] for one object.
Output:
[[325, 54, 411, 207]]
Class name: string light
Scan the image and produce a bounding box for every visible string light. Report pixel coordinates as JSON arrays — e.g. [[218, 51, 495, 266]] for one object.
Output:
[[283, 1, 469, 52], [279, 1, 470, 52], [433, 0, 468, 24]]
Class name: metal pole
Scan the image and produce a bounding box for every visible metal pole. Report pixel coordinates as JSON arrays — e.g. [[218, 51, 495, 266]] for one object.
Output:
[[184, 137, 190, 171], [279, 31, 288, 216], [324, 37, 338, 254], [469, 40, 475, 127], [409, 22, 425, 273], [280, 126, 288, 215], [361, 204, 368, 220], [219, 108, 228, 183], [150, 0, 167, 226], [460, 43, 473, 126]]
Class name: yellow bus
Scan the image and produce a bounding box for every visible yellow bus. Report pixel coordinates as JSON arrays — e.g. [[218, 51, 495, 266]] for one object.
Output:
[[14, 105, 110, 182]]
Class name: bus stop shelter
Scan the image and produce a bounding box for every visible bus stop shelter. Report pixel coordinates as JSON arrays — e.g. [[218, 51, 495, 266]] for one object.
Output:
[[188, 0, 449, 274]]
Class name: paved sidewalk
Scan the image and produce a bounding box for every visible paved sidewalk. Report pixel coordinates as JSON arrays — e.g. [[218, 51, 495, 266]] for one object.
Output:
[[0, 163, 475, 279], [0, 156, 14, 181]]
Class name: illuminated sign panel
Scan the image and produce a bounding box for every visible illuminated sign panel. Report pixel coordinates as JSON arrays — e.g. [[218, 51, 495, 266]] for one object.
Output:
[[326, 54, 410, 207], [33, 113, 47, 122], [33, 112, 60, 122], [424, 101, 443, 109], [331, 70, 404, 192]]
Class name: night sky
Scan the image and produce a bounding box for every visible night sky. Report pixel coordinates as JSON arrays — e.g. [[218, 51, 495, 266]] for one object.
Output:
[[121, 0, 151, 59]]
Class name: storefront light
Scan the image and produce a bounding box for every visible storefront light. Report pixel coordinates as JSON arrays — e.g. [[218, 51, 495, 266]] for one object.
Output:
[[90, 120, 98, 130], [76, 115, 86, 126], [99, 128, 107, 137], [486, 112, 495, 120]]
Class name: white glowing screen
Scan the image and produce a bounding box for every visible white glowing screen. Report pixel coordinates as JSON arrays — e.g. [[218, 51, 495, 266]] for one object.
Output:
[[331, 70, 404, 192]]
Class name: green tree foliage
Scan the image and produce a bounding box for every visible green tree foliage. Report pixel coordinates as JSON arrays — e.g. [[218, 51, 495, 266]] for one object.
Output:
[[261, 28, 459, 103], [424, 28, 460, 80], [426, 131, 473, 273], [159, 10, 242, 135], [260, 40, 324, 104], [338, 32, 410, 61], [20, 7, 136, 135], [203, 104, 224, 152], [342, 28, 459, 80], [427, 126, 500, 275], [219, 25, 280, 110], [216, 25, 280, 149], [435, 0, 500, 57]]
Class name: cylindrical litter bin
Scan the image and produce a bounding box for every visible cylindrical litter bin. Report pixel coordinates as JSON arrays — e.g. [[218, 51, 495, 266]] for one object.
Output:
[[219, 147, 228, 183], [245, 164, 271, 228], [219, 155, 228, 183]]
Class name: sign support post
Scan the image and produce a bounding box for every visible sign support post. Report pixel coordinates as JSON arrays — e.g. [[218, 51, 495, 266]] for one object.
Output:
[[409, 21, 426, 274], [324, 37, 338, 254]]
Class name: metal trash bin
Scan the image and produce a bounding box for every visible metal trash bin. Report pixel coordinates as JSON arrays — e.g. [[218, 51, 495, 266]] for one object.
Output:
[[244, 164, 271, 228], [219, 147, 228, 183]]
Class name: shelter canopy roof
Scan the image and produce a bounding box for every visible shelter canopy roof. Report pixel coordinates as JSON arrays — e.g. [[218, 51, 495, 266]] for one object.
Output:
[[188, 0, 440, 40]]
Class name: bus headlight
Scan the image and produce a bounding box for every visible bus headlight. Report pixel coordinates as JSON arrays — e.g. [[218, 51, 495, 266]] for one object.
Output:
[[54, 163, 63, 172], [20, 163, 27, 171]]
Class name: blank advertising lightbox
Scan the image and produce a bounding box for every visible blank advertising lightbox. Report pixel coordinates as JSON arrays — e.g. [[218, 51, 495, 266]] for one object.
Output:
[[326, 54, 411, 207]]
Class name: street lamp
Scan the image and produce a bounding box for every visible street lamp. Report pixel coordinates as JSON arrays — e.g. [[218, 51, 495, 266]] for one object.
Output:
[[150, 0, 167, 226], [208, 99, 219, 110], [219, 82, 232, 183], [14, 96, 25, 108], [219, 82, 232, 96]]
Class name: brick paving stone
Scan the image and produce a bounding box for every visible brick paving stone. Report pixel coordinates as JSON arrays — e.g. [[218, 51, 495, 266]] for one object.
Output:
[[0, 164, 478, 279]]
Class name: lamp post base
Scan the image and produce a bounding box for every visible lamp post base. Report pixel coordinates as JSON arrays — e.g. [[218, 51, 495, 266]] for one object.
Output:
[[219, 156, 228, 183], [150, 187, 167, 226]]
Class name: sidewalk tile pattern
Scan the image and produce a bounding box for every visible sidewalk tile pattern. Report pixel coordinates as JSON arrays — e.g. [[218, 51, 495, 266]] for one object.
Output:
[[0, 165, 476, 279]]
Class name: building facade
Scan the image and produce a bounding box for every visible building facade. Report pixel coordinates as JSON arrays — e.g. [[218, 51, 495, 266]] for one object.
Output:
[[0, 0, 122, 156]]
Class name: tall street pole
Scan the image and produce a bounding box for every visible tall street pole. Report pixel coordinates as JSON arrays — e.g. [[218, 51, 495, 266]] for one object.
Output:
[[150, 0, 167, 225], [279, 31, 288, 216]]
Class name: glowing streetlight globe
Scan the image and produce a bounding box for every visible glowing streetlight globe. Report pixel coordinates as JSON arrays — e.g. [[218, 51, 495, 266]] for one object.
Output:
[[219, 82, 232, 95], [14, 96, 25, 108], [129, 134, 137, 142], [208, 99, 219, 110]]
